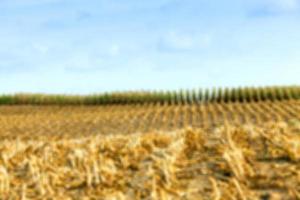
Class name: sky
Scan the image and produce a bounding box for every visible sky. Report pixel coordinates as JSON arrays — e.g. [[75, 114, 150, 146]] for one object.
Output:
[[0, 0, 300, 94]]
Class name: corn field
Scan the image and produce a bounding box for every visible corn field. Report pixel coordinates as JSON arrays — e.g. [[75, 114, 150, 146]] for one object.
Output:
[[1, 86, 300, 105], [1, 99, 299, 139], [1, 86, 300, 199]]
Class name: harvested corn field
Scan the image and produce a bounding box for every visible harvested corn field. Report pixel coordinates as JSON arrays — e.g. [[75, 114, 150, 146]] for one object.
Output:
[[1, 87, 300, 199], [1, 123, 300, 199], [0, 100, 300, 139]]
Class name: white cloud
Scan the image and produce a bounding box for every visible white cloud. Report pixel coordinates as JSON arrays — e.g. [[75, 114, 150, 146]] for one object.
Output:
[[158, 31, 212, 52], [33, 44, 49, 54], [167, 32, 194, 50], [245, 0, 299, 17], [1, 0, 62, 6], [268, 0, 299, 11], [63, 53, 103, 71], [255, 0, 299, 12], [108, 44, 120, 56]]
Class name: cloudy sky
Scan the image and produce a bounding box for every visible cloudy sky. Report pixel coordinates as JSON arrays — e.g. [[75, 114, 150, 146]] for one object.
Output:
[[0, 0, 300, 94]]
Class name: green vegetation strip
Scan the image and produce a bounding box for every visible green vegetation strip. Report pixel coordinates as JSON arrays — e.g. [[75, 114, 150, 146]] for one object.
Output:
[[1, 86, 300, 105]]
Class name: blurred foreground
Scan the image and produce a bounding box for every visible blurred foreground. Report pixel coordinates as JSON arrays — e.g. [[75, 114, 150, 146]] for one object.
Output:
[[0, 122, 300, 199]]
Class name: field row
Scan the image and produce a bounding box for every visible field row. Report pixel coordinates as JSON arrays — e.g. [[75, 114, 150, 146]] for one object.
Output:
[[1, 86, 300, 105], [0, 100, 300, 139]]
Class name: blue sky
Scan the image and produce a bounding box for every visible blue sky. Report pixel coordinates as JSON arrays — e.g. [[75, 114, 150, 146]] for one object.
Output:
[[0, 0, 300, 94]]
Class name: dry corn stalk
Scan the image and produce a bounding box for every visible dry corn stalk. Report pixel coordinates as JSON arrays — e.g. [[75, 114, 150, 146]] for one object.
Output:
[[0, 122, 299, 199]]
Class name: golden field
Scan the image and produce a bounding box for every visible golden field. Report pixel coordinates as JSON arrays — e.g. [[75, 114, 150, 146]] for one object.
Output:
[[0, 99, 300, 199], [0, 100, 300, 139]]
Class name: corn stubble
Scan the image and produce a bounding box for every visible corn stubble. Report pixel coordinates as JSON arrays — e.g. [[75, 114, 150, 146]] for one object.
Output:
[[1, 91, 300, 199], [0, 122, 299, 199]]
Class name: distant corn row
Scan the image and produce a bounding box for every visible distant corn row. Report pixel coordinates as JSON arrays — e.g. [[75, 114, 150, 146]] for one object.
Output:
[[1, 85, 300, 105]]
